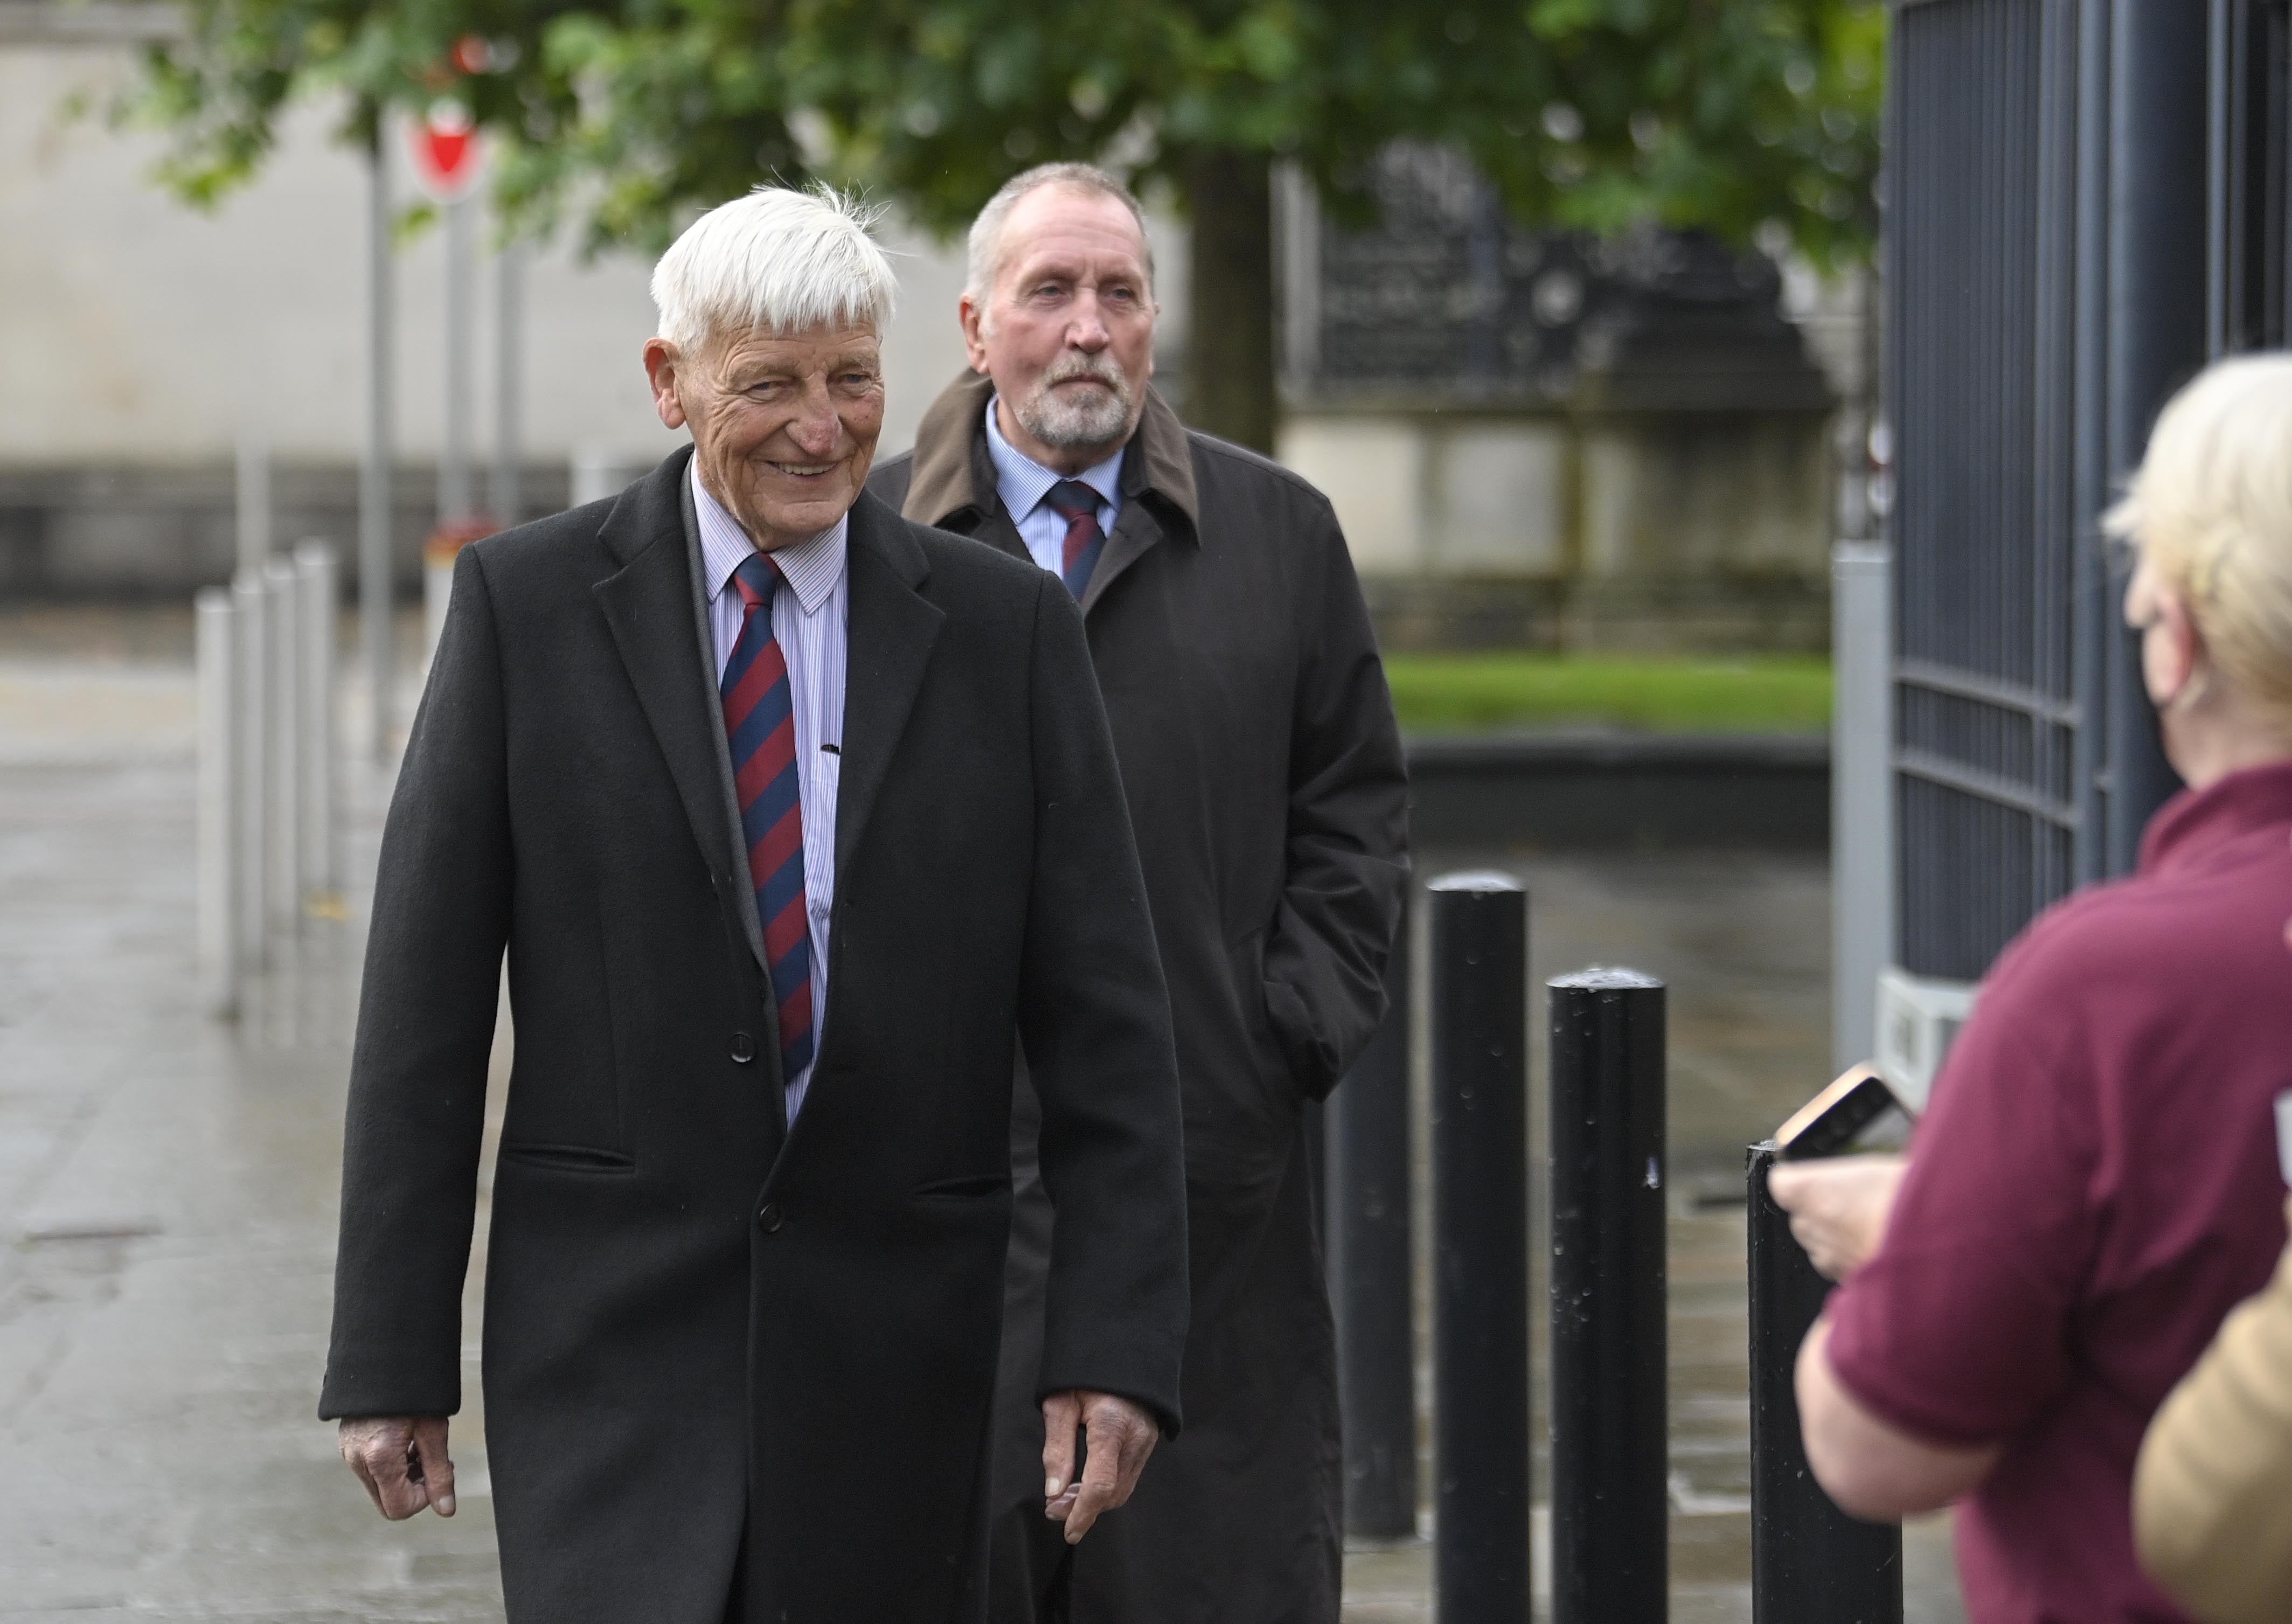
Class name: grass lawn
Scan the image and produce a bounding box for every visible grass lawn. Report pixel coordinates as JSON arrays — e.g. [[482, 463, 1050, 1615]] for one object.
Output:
[[1384, 652, 1832, 734]]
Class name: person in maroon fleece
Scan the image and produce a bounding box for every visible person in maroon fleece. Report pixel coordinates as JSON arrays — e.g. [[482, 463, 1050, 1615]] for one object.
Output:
[[1773, 354, 2292, 1624]]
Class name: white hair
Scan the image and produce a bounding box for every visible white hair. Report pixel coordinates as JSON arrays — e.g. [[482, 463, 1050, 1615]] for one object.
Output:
[[963, 163, 1154, 304], [651, 184, 897, 357], [2106, 353, 2292, 728]]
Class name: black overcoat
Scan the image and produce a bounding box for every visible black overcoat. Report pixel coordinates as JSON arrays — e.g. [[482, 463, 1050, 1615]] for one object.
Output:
[[871, 377, 1408, 1624], [320, 448, 1189, 1624]]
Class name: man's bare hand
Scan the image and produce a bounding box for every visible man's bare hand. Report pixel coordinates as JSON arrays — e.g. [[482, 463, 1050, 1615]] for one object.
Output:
[[1767, 1154, 1909, 1282], [1040, 1390, 1157, 1545], [339, 1415, 456, 1520]]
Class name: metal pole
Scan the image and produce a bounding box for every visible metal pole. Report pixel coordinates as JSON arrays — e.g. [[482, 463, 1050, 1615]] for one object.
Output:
[[362, 138, 397, 761], [491, 239, 524, 527], [263, 559, 302, 934], [232, 570, 269, 974], [442, 193, 476, 526], [1547, 968, 1667, 1624], [1429, 872, 1530, 1624], [1831, 544, 1893, 1070], [294, 540, 337, 900], [1747, 1142, 1903, 1623], [2103, 0, 2208, 872], [1326, 886, 1416, 1539], [234, 437, 271, 575], [195, 588, 238, 1018]]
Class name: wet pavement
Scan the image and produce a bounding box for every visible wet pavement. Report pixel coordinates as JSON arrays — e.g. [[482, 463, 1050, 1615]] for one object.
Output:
[[0, 612, 1965, 1621]]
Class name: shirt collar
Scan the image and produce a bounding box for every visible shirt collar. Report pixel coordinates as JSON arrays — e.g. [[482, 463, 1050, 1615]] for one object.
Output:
[[691, 457, 847, 616], [2137, 758, 2292, 877], [983, 393, 1124, 521]]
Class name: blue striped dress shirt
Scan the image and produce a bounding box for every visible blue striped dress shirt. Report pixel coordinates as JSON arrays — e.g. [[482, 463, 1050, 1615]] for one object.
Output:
[[692, 460, 846, 1122], [983, 394, 1125, 577]]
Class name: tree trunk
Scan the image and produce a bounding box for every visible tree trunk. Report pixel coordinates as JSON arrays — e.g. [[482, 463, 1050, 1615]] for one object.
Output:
[[1180, 149, 1277, 454]]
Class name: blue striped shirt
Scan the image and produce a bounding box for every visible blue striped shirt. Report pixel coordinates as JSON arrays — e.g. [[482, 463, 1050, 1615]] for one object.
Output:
[[983, 394, 1124, 578], [692, 461, 846, 1122]]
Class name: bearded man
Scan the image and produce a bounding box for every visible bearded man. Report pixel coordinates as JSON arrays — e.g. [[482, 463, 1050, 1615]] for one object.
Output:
[[321, 186, 1189, 1624], [869, 164, 1408, 1624]]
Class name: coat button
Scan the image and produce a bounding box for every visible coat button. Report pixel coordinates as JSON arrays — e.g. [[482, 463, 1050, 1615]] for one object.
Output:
[[757, 1203, 783, 1233], [728, 1031, 755, 1064]]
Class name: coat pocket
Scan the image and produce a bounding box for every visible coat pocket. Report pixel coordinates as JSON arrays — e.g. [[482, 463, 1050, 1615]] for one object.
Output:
[[497, 1142, 637, 1176], [912, 1173, 1013, 1200], [1224, 925, 1304, 1125]]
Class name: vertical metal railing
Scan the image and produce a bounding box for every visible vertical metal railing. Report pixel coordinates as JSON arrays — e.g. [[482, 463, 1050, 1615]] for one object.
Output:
[[1890, 0, 2230, 980]]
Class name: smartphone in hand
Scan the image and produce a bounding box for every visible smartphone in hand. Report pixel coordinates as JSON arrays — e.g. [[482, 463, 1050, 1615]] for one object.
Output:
[[1776, 1065, 1906, 1162]]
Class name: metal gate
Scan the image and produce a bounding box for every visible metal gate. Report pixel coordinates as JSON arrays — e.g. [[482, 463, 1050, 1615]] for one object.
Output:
[[1886, 0, 2279, 983]]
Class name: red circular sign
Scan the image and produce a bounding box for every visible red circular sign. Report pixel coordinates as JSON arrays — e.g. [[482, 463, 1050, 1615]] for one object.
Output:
[[408, 100, 484, 203]]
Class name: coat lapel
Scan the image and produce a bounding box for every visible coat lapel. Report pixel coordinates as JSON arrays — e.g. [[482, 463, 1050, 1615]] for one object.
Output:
[[900, 369, 1201, 618], [1080, 496, 1166, 616], [592, 449, 761, 971], [1079, 388, 1198, 614], [834, 491, 943, 878]]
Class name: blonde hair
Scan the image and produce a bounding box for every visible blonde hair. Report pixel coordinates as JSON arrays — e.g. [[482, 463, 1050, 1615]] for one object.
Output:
[[651, 184, 896, 357], [2106, 353, 2292, 727]]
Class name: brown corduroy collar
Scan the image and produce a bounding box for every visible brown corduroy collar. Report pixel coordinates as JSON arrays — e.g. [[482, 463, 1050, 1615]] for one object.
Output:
[[900, 369, 1200, 538]]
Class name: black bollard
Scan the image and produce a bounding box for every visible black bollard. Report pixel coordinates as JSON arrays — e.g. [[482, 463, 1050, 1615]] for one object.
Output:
[[1547, 969, 1668, 1624], [1429, 873, 1531, 1624], [1746, 1141, 1903, 1623], [1326, 886, 1416, 1539]]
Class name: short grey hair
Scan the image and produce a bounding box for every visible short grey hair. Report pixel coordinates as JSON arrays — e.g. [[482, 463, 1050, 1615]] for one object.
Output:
[[651, 184, 897, 356], [963, 163, 1154, 303]]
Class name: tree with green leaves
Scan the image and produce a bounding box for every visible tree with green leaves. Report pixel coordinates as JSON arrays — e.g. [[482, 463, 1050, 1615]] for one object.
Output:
[[133, 0, 1883, 450]]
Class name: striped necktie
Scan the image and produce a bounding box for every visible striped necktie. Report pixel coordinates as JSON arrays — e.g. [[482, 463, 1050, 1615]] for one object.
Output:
[[1044, 480, 1106, 599], [721, 553, 814, 1086]]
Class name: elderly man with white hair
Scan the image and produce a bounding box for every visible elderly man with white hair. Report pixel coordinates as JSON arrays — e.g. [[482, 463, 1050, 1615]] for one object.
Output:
[[319, 185, 1190, 1624]]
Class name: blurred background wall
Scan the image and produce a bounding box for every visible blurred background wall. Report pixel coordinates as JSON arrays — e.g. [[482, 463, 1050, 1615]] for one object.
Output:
[[0, 0, 1870, 655]]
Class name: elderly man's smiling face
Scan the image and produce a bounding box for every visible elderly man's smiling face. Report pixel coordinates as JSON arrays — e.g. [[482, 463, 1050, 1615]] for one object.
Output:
[[644, 323, 885, 551]]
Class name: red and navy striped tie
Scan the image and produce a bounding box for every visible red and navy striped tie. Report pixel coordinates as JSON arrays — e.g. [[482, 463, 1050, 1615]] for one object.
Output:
[[721, 553, 814, 1085], [1045, 480, 1105, 599]]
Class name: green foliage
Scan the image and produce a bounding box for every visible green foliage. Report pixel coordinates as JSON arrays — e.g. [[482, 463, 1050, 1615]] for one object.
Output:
[[124, 0, 1883, 265], [1384, 652, 1833, 735]]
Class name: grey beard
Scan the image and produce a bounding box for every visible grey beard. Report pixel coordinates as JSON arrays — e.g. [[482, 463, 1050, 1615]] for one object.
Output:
[[1016, 366, 1137, 450]]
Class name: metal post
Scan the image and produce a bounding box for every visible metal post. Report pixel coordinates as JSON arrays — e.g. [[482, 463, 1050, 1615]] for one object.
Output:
[[231, 571, 269, 973], [1832, 544, 1893, 1071], [442, 193, 476, 527], [1747, 1142, 1903, 1623], [1326, 886, 1416, 1540], [491, 240, 524, 527], [362, 139, 397, 761], [263, 560, 302, 935], [294, 540, 337, 900], [235, 437, 271, 576], [1429, 872, 1530, 1624], [2102, 1, 2208, 871], [1547, 968, 1667, 1624], [196, 588, 239, 1017]]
